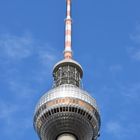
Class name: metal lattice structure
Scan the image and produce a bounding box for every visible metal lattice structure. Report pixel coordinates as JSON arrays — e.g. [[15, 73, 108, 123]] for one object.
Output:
[[33, 0, 101, 140], [53, 59, 83, 87]]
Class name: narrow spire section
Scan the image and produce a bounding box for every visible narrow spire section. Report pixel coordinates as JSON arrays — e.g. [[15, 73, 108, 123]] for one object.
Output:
[[64, 0, 72, 59]]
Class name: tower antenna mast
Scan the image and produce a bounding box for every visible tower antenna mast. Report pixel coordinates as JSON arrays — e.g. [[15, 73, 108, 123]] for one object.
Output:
[[64, 0, 72, 59]]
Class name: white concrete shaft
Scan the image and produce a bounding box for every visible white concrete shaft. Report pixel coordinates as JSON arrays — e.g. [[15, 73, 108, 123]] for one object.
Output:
[[57, 134, 76, 140]]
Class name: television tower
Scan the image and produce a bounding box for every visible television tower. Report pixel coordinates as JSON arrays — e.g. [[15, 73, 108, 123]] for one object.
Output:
[[33, 0, 101, 140]]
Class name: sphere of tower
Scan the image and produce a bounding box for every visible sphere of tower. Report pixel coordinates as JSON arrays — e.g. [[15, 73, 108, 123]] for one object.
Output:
[[33, 83, 100, 140]]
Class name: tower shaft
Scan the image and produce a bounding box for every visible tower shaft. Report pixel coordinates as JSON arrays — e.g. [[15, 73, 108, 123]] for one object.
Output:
[[64, 0, 72, 59]]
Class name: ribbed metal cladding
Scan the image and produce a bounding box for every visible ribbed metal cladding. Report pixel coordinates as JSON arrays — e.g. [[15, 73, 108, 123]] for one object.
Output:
[[34, 82, 101, 140]]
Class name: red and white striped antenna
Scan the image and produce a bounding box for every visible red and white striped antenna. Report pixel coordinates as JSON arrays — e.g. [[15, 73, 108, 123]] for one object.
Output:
[[64, 0, 72, 59]]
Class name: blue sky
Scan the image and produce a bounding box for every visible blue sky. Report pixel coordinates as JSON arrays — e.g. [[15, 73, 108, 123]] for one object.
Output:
[[0, 0, 140, 139]]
